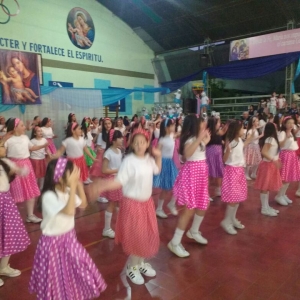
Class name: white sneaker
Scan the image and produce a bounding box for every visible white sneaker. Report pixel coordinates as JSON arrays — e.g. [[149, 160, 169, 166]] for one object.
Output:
[[246, 176, 252, 181], [186, 230, 208, 245], [284, 195, 292, 204], [275, 196, 288, 206], [251, 174, 257, 179], [261, 207, 278, 217], [0, 265, 21, 277], [232, 219, 245, 229], [215, 188, 221, 197], [0, 278, 3, 287], [220, 220, 237, 235], [26, 214, 42, 223], [126, 265, 144, 285], [295, 189, 300, 197], [139, 262, 156, 277], [209, 197, 214, 202], [167, 203, 178, 216], [97, 197, 108, 203], [87, 178, 93, 183], [102, 228, 115, 239], [156, 209, 168, 218], [168, 242, 190, 258], [269, 206, 279, 214]]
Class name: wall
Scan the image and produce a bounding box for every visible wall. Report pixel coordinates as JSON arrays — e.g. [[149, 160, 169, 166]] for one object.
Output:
[[0, 0, 156, 123]]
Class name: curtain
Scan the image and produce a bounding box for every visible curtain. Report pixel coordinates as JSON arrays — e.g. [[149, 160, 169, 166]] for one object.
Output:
[[160, 51, 300, 92]]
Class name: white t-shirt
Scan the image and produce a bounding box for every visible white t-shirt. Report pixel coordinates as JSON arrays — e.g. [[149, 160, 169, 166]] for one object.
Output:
[[159, 136, 175, 158], [85, 132, 93, 148], [0, 158, 16, 192], [5, 135, 34, 159], [0, 125, 6, 137], [154, 128, 160, 139], [115, 125, 126, 135], [91, 125, 99, 135], [62, 137, 86, 158], [278, 131, 298, 151], [201, 96, 209, 105], [259, 120, 266, 133], [185, 137, 206, 161], [270, 97, 277, 106], [103, 148, 122, 171], [116, 153, 159, 201], [96, 133, 106, 149], [30, 138, 47, 160], [246, 129, 259, 145], [277, 97, 286, 109], [41, 127, 54, 139], [40, 189, 82, 236], [225, 138, 245, 167], [263, 137, 279, 162]]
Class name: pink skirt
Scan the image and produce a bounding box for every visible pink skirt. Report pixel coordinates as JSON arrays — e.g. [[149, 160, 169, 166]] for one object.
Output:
[[254, 160, 282, 191], [172, 138, 181, 170], [115, 197, 159, 258], [68, 156, 88, 182], [174, 160, 209, 210], [9, 158, 40, 203], [101, 175, 122, 201], [29, 229, 106, 300], [221, 166, 247, 203], [90, 149, 104, 178], [244, 143, 262, 166], [30, 158, 47, 179], [279, 150, 300, 182], [0, 191, 30, 257], [46, 138, 56, 154]]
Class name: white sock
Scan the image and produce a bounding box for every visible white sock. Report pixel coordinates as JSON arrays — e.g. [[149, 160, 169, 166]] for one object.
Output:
[[128, 255, 141, 268], [232, 204, 239, 221], [277, 183, 289, 197], [223, 205, 235, 224], [0, 256, 9, 270], [171, 228, 184, 246], [157, 199, 164, 211], [168, 197, 176, 208], [190, 214, 204, 234], [251, 165, 258, 176], [104, 211, 112, 231], [260, 193, 269, 210]]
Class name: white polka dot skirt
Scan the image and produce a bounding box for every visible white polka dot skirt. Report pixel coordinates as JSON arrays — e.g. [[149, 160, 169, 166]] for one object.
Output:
[[115, 197, 160, 258], [279, 150, 300, 182], [174, 160, 209, 210], [244, 143, 262, 166], [68, 156, 89, 182], [29, 229, 107, 299], [101, 175, 123, 201], [9, 158, 40, 203], [0, 191, 30, 257], [221, 166, 247, 203]]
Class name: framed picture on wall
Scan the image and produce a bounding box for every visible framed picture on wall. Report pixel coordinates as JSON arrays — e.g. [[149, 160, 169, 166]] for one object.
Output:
[[0, 50, 42, 105]]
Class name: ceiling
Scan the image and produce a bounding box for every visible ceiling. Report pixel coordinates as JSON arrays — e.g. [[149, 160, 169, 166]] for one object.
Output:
[[98, 0, 300, 53]]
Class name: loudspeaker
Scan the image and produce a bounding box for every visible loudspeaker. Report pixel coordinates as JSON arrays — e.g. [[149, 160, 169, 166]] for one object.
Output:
[[183, 98, 197, 114]]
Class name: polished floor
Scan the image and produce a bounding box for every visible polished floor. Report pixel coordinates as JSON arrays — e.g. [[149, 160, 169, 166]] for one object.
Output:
[[1, 180, 300, 300]]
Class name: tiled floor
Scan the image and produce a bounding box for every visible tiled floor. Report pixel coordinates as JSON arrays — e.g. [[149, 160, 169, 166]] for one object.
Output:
[[1, 181, 300, 299]]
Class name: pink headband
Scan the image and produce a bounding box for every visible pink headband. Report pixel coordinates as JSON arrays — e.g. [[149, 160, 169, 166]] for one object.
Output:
[[14, 118, 20, 128], [132, 128, 150, 141], [71, 122, 78, 130], [283, 116, 292, 122], [53, 158, 68, 183], [109, 129, 115, 143]]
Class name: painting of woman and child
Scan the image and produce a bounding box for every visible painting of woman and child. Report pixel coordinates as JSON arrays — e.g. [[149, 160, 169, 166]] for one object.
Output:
[[0, 50, 41, 105], [67, 7, 95, 50]]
